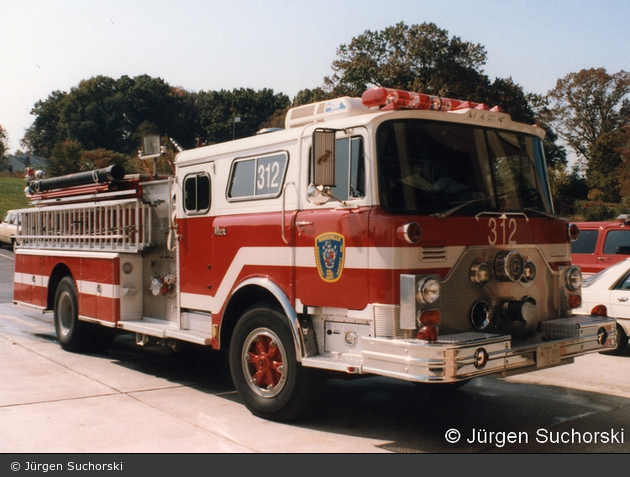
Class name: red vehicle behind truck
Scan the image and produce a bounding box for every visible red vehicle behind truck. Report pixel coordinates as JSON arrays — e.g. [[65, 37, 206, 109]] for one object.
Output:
[[12, 87, 617, 421], [571, 215, 630, 277]]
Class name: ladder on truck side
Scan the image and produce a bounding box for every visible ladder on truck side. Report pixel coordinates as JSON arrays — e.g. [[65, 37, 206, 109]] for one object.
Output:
[[17, 185, 215, 347], [17, 198, 153, 252]]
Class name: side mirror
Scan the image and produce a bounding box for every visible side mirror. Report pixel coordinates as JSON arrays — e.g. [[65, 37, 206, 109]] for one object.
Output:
[[306, 183, 331, 205], [312, 129, 337, 188]]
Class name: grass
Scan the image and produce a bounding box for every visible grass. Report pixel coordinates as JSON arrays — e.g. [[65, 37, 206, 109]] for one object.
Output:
[[0, 176, 32, 219]]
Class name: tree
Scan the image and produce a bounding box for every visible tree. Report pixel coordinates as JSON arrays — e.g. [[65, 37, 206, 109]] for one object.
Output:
[[59, 76, 128, 153], [81, 148, 130, 171], [548, 164, 587, 218], [120, 76, 200, 150], [46, 140, 84, 177], [23, 90, 68, 158], [322, 22, 539, 127], [539, 68, 630, 219], [543, 68, 630, 165], [323, 22, 488, 99], [614, 125, 630, 210], [45, 140, 134, 178], [0, 125, 9, 170], [586, 130, 625, 203], [25, 75, 203, 160], [0, 125, 8, 156], [528, 93, 568, 170], [196, 88, 290, 144], [292, 87, 328, 106]]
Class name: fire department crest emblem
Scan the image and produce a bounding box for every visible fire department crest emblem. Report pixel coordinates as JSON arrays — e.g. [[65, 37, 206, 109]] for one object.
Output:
[[315, 232, 345, 282]]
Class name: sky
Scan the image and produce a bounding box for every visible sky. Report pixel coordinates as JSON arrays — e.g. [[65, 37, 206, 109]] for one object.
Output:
[[1, 0, 629, 153]]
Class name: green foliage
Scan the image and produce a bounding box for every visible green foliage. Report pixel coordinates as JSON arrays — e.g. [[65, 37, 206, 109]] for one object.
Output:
[[548, 164, 587, 218], [0, 125, 9, 171], [322, 22, 536, 124], [615, 126, 630, 210], [25, 75, 201, 158], [586, 130, 624, 202], [292, 88, 328, 106], [543, 68, 630, 164], [528, 69, 630, 219], [45, 140, 134, 178], [46, 140, 84, 177], [195, 88, 290, 144], [324, 22, 488, 98], [81, 148, 130, 171], [0, 176, 32, 218], [25, 77, 289, 162], [23, 90, 68, 159], [574, 200, 625, 222]]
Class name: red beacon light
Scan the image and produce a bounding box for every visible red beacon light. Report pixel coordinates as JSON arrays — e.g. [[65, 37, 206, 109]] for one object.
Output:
[[361, 87, 498, 112]]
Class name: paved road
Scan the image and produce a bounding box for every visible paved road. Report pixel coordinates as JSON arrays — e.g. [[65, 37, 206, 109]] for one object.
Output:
[[0, 245, 15, 303], [1, 247, 630, 453]]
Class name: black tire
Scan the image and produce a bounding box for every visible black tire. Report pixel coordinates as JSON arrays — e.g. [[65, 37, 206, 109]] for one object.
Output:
[[53, 276, 94, 352], [414, 379, 470, 393], [229, 304, 323, 422], [600, 323, 629, 356]]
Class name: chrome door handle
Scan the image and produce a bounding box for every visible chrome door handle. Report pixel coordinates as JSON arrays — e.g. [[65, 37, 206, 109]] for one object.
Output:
[[296, 221, 313, 226]]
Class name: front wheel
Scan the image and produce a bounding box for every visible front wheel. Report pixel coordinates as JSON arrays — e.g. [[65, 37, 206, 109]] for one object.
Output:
[[229, 305, 322, 422]]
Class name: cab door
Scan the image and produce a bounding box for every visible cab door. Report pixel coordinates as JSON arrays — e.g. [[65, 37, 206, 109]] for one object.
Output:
[[177, 168, 214, 312], [294, 133, 370, 310], [609, 269, 630, 320], [598, 228, 630, 271]]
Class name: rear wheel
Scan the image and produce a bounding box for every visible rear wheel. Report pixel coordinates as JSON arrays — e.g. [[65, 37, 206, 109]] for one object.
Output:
[[601, 323, 629, 356], [229, 305, 322, 422], [54, 276, 94, 352]]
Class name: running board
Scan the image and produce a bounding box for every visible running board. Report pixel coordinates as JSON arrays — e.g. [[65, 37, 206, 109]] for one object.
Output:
[[118, 319, 213, 345], [301, 353, 364, 373]]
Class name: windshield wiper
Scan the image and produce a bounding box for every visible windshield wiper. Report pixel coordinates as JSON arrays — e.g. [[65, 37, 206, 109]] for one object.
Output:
[[522, 208, 559, 219], [430, 197, 493, 219]]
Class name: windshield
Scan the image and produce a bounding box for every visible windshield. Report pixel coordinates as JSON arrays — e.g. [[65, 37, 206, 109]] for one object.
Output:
[[376, 119, 553, 216]]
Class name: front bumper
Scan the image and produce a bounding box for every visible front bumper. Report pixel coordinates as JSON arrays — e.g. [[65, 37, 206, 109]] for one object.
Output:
[[360, 315, 616, 383]]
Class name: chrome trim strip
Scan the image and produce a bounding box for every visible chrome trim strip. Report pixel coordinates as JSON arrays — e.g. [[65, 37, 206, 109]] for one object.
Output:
[[356, 316, 616, 382]]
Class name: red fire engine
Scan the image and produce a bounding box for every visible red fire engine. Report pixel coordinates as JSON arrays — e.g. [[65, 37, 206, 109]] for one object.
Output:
[[13, 87, 617, 421]]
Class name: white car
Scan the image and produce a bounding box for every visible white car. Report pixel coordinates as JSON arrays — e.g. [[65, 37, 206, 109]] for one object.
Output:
[[0, 210, 20, 248], [577, 258, 630, 355]]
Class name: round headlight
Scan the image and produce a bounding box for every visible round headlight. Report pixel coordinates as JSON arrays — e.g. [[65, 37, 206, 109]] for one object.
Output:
[[416, 277, 440, 305], [566, 266, 582, 291]]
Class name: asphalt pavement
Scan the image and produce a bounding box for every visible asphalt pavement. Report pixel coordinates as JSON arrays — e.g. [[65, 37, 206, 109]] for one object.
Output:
[[2, 243, 630, 456]]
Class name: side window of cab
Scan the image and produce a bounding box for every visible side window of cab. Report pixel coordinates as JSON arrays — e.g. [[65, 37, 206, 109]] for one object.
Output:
[[184, 173, 211, 214], [311, 136, 365, 201]]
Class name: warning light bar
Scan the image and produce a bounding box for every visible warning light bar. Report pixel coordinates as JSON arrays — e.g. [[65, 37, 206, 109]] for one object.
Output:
[[361, 87, 503, 113]]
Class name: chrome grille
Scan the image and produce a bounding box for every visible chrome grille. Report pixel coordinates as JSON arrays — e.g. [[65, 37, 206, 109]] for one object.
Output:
[[438, 246, 559, 334]]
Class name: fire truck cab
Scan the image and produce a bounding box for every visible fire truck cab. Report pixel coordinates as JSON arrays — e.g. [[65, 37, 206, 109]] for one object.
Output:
[[13, 88, 617, 422]]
